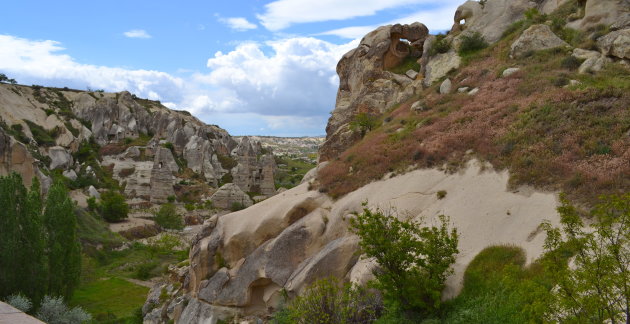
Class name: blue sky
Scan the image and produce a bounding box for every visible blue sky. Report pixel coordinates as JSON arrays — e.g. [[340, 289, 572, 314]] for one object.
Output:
[[0, 0, 460, 136]]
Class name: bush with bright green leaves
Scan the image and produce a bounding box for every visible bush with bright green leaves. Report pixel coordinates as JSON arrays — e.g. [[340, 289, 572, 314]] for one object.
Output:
[[458, 32, 488, 56], [349, 113, 379, 137], [36, 295, 91, 324], [154, 203, 183, 230], [349, 204, 459, 317], [99, 190, 128, 222], [273, 277, 383, 324], [541, 193, 630, 323]]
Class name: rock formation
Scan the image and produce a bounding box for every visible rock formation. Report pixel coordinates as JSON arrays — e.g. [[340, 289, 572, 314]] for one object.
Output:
[[209, 183, 253, 210], [0, 84, 276, 203], [510, 24, 570, 58]]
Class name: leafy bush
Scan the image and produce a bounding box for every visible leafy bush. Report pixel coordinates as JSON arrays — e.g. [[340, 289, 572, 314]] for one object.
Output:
[[24, 120, 57, 146], [542, 193, 630, 323], [458, 32, 488, 56], [349, 113, 379, 137], [230, 202, 245, 212], [560, 55, 582, 70], [5, 294, 32, 312], [430, 34, 451, 56], [36, 295, 92, 324], [154, 203, 183, 230], [274, 277, 383, 324], [217, 153, 238, 170], [100, 190, 129, 222], [436, 190, 447, 199], [349, 205, 459, 315]]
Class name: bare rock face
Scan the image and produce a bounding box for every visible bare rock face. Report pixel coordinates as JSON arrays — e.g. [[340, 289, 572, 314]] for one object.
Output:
[[48, 146, 73, 170], [231, 137, 277, 196], [567, 0, 630, 31], [450, 0, 536, 44], [424, 51, 462, 86], [210, 183, 253, 210], [598, 28, 630, 60], [510, 24, 570, 58], [0, 128, 38, 187], [321, 23, 428, 161], [150, 147, 177, 203]]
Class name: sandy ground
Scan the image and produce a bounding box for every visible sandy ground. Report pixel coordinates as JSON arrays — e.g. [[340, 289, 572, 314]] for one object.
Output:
[[109, 212, 154, 232]]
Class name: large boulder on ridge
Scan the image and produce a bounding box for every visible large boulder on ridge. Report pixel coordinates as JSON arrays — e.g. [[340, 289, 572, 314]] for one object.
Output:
[[510, 24, 570, 58]]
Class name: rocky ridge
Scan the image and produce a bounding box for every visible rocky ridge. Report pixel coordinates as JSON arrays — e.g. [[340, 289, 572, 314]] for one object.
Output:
[[0, 85, 276, 205]]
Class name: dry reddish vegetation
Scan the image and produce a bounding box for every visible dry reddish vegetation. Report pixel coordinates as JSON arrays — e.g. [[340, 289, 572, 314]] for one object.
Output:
[[319, 44, 630, 203]]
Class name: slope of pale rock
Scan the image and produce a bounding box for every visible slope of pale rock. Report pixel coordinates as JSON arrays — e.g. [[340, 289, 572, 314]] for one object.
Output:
[[171, 160, 560, 322]]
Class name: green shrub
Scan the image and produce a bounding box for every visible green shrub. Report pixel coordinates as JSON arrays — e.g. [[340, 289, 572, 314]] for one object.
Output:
[[349, 113, 379, 137], [154, 203, 183, 230], [24, 120, 57, 146], [274, 277, 383, 324], [349, 204, 459, 315], [36, 295, 92, 324], [217, 154, 238, 170], [230, 202, 245, 212], [5, 294, 32, 312], [134, 262, 158, 280], [560, 56, 582, 70], [458, 32, 488, 56], [430, 34, 451, 56], [100, 190, 129, 222], [437, 190, 447, 199]]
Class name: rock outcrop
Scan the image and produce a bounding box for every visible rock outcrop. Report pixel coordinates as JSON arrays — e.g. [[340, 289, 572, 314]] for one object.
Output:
[[567, 0, 630, 31], [150, 160, 560, 323], [320, 23, 429, 160], [0, 84, 277, 204], [510, 24, 570, 58], [209, 183, 253, 210]]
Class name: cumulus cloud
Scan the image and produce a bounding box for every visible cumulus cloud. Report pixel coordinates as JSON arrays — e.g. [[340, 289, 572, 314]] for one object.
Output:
[[258, 0, 458, 31], [220, 17, 258, 31], [0, 35, 183, 101], [195, 37, 356, 117], [123, 29, 152, 39], [319, 3, 459, 38], [0, 34, 353, 136]]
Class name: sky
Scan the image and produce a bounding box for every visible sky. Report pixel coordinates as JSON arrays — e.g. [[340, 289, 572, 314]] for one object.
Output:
[[0, 0, 460, 136]]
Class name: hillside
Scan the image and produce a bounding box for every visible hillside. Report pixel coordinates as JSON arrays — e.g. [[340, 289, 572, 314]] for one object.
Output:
[[141, 0, 629, 323]]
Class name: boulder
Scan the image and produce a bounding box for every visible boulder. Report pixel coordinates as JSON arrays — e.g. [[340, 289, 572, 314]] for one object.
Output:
[[578, 56, 612, 74], [410, 100, 426, 112], [88, 185, 100, 199], [405, 69, 419, 79], [510, 24, 569, 58], [567, 0, 630, 31], [48, 146, 73, 170], [63, 169, 77, 181], [502, 67, 521, 77], [210, 183, 253, 210], [597, 28, 630, 60], [440, 78, 453, 94], [468, 88, 480, 95], [450, 0, 536, 44], [423, 51, 462, 86], [457, 87, 470, 93]]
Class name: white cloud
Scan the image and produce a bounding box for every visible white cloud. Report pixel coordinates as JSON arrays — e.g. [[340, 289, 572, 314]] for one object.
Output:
[[220, 17, 258, 31], [196, 37, 356, 117], [123, 29, 152, 39], [0, 34, 354, 136], [0, 34, 182, 101], [258, 0, 457, 31], [318, 3, 460, 38]]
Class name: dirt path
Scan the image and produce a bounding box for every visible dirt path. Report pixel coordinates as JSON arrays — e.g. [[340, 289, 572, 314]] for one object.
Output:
[[122, 277, 155, 288]]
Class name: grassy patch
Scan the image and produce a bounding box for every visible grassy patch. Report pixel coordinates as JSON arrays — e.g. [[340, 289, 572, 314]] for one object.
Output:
[[274, 156, 316, 189], [387, 55, 420, 75], [69, 277, 148, 320]]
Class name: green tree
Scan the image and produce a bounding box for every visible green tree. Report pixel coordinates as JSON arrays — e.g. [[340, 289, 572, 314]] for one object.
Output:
[[44, 181, 81, 298], [154, 203, 183, 230], [100, 190, 128, 222], [349, 205, 459, 316], [0, 173, 47, 303], [542, 193, 630, 323]]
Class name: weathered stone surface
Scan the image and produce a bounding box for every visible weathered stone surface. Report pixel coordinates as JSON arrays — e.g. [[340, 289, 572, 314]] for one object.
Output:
[[405, 69, 419, 79], [210, 183, 253, 210], [231, 137, 277, 196], [567, 0, 630, 31], [440, 78, 453, 94], [410, 100, 426, 112], [321, 23, 429, 160], [468, 87, 480, 95], [597, 28, 630, 60], [63, 169, 77, 181], [150, 147, 176, 203], [502, 67, 521, 77], [424, 51, 462, 86], [0, 128, 37, 187], [510, 24, 570, 58], [578, 56, 612, 74], [88, 185, 100, 199], [450, 0, 536, 44], [48, 146, 73, 170]]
